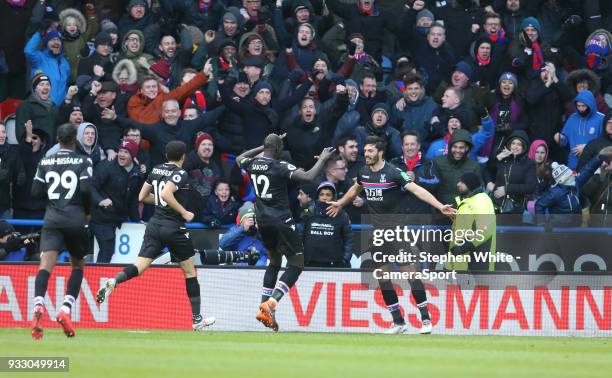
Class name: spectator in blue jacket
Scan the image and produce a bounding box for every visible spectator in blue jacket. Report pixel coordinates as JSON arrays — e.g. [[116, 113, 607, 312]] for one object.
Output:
[[219, 201, 268, 266], [390, 72, 438, 142], [24, 30, 70, 106], [555, 90, 604, 170]]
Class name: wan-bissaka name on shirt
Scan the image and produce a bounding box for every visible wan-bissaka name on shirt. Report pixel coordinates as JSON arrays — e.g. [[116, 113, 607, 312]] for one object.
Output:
[[40, 157, 84, 166]]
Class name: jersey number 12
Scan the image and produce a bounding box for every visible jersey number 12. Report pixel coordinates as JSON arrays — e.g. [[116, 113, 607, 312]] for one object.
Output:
[[250, 174, 271, 199]]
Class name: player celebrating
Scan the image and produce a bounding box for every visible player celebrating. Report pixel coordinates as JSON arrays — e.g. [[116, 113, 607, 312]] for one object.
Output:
[[30, 124, 93, 339], [96, 141, 215, 331], [237, 134, 335, 331], [327, 136, 455, 334]]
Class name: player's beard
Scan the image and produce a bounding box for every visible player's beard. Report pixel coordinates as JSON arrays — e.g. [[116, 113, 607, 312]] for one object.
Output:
[[365, 154, 379, 166]]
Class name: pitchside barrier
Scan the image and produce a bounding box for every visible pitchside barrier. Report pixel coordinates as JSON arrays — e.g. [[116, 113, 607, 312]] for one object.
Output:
[[0, 263, 611, 336], [5, 219, 612, 271]]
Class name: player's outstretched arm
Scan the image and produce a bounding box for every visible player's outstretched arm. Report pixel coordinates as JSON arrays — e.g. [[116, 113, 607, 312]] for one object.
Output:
[[291, 147, 336, 182], [405, 182, 456, 218], [326, 182, 362, 217], [161, 181, 194, 222]]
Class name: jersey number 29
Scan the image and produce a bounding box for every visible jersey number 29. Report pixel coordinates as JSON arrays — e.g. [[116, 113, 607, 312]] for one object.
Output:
[[46, 170, 78, 200], [250, 174, 271, 199]]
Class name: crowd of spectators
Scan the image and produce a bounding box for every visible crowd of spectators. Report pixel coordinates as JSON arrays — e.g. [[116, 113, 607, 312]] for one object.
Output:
[[0, 0, 611, 265]]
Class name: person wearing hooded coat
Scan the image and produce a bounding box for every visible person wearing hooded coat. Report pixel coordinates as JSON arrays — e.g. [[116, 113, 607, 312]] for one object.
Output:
[[489, 130, 537, 216], [433, 129, 481, 205], [556, 90, 604, 170], [46, 122, 105, 166], [59, 7, 98, 82]]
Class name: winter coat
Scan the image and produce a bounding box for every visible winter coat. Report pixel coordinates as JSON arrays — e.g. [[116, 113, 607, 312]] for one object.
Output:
[[126, 71, 210, 124], [285, 94, 348, 170], [12, 134, 49, 213], [46, 122, 105, 166], [433, 130, 482, 205], [524, 77, 572, 147], [118, 30, 156, 79], [14, 95, 59, 144], [302, 201, 353, 266], [578, 133, 612, 171], [117, 2, 157, 47], [24, 32, 71, 106], [563, 69, 610, 117], [117, 106, 226, 167], [219, 225, 268, 266], [59, 8, 98, 82], [413, 40, 457, 95], [432, 1, 484, 57], [158, 0, 224, 33], [77, 51, 114, 82], [90, 159, 143, 225], [0, 0, 33, 74], [354, 122, 402, 160], [559, 91, 604, 169], [390, 95, 438, 142], [81, 92, 123, 153], [390, 154, 440, 214], [0, 144, 25, 212], [200, 196, 241, 226], [493, 130, 537, 205], [325, 0, 400, 62]]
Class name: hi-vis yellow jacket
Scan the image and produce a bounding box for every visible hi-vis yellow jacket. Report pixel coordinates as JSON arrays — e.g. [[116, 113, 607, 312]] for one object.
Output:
[[447, 191, 496, 271]]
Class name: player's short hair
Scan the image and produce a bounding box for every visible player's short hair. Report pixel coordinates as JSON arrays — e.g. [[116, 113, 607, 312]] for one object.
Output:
[[336, 134, 357, 149], [56, 123, 77, 146], [165, 140, 186, 161], [364, 136, 386, 152], [263, 133, 283, 151], [400, 130, 421, 144]]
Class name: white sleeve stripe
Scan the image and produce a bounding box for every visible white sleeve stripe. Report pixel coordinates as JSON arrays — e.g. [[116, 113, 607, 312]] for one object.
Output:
[[34, 177, 45, 182], [80, 176, 89, 180]]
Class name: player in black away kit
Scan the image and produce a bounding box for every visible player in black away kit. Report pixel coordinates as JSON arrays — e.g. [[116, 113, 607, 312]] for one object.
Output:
[[327, 136, 455, 334], [237, 134, 335, 331], [96, 141, 215, 330], [31, 124, 93, 339]]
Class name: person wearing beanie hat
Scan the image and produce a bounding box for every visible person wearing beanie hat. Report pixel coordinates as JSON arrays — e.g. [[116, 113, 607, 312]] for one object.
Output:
[[353, 102, 403, 159], [520, 17, 541, 36], [77, 31, 115, 81], [301, 180, 353, 268], [416, 9, 434, 24], [252, 80, 272, 95], [149, 59, 172, 81], [218, 201, 268, 266], [100, 19, 118, 34], [370, 103, 389, 120], [498, 71, 518, 88], [458, 171, 482, 193], [24, 26, 70, 106], [31, 72, 51, 93], [297, 182, 318, 214], [453, 60, 474, 83], [89, 136, 144, 263], [448, 170, 496, 272], [488, 129, 536, 215], [118, 138, 139, 159], [535, 161, 581, 226], [584, 30, 611, 70], [194, 132, 214, 151]]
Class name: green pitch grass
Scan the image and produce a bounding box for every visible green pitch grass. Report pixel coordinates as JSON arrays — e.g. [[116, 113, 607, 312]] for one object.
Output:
[[0, 328, 610, 378]]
